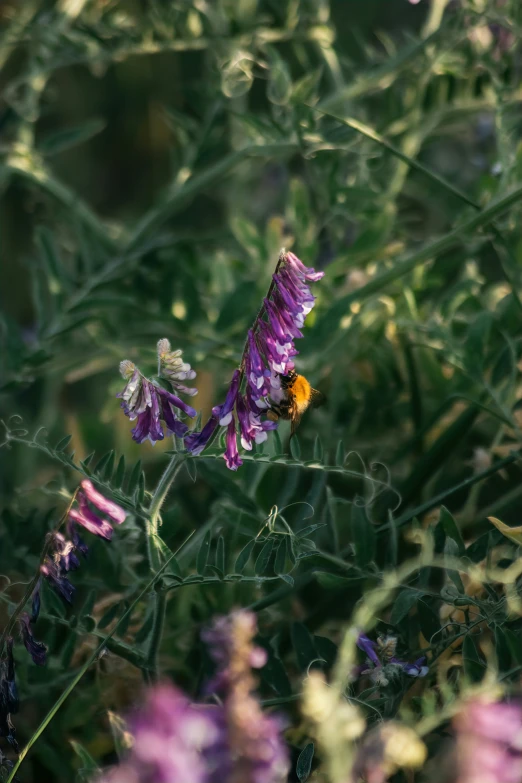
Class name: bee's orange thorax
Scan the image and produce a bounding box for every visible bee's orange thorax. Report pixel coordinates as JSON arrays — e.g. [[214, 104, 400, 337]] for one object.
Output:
[[287, 374, 312, 413]]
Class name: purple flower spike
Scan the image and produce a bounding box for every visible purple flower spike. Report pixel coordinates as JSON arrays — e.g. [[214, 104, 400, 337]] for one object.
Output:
[[224, 419, 242, 471], [185, 249, 324, 469], [40, 483, 125, 607], [285, 251, 325, 282], [203, 610, 289, 783], [19, 614, 46, 667]]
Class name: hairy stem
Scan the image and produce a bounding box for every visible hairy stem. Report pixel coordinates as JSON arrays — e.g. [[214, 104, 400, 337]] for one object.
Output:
[[145, 453, 184, 679]]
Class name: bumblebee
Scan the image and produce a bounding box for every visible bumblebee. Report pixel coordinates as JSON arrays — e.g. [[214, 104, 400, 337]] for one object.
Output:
[[267, 370, 324, 436]]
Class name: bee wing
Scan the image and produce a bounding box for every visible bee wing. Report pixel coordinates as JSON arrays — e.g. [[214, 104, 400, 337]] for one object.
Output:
[[310, 387, 326, 409]]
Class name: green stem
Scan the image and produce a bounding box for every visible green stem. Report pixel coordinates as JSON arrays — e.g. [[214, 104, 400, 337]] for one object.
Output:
[[5, 533, 194, 783], [145, 453, 184, 679]]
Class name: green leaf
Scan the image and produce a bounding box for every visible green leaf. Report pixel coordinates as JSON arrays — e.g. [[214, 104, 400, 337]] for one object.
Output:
[[255, 538, 275, 575], [439, 506, 465, 555], [274, 538, 287, 575], [134, 612, 155, 645], [390, 589, 421, 626], [463, 634, 485, 682], [103, 450, 115, 481], [272, 429, 283, 455], [128, 459, 142, 494], [315, 572, 366, 589], [464, 312, 492, 375], [351, 505, 375, 567], [444, 538, 465, 593], [494, 626, 512, 672], [98, 602, 121, 630], [70, 740, 100, 778], [417, 597, 441, 644], [235, 539, 256, 573], [297, 523, 326, 540], [55, 434, 72, 452], [267, 47, 292, 105], [296, 742, 315, 782], [135, 472, 145, 506], [113, 455, 126, 489], [291, 622, 319, 672], [197, 532, 211, 575], [215, 536, 225, 576], [290, 436, 301, 460], [39, 118, 106, 156], [258, 640, 292, 697], [95, 450, 114, 476], [313, 435, 324, 463]]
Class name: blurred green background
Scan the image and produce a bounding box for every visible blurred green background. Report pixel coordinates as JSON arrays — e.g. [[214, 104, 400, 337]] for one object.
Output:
[[2, 0, 522, 780]]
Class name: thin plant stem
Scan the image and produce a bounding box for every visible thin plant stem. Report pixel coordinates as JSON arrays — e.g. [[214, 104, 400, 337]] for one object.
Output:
[[5, 532, 195, 783], [145, 452, 185, 679]]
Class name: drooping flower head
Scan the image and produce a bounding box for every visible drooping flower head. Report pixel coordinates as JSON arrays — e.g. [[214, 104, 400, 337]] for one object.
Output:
[[38, 480, 127, 612], [355, 633, 428, 685], [185, 250, 324, 469], [118, 340, 197, 445], [454, 697, 522, 783], [19, 613, 46, 667], [203, 610, 290, 783]]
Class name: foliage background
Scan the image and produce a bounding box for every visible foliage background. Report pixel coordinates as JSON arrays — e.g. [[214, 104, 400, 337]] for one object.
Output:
[[2, 0, 522, 781]]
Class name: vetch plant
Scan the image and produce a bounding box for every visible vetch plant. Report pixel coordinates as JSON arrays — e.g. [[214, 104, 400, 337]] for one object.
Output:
[[185, 249, 324, 469]]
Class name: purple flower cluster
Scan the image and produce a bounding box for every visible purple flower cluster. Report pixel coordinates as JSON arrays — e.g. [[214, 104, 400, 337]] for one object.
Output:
[[27, 480, 127, 663], [99, 611, 288, 783], [202, 610, 289, 783], [185, 250, 324, 470], [100, 685, 222, 783], [455, 698, 522, 783], [118, 340, 197, 445], [356, 633, 428, 684]]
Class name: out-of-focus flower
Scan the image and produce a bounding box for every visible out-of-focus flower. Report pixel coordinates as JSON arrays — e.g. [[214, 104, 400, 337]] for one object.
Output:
[[454, 697, 522, 783], [186, 250, 324, 469], [203, 609, 289, 783], [118, 341, 197, 445], [302, 671, 365, 782], [355, 633, 428, 685], [98, 611, 288, 783], [19, 613, 46, 666], [0, 640, 18, 752], [352, 722, 427, 783], [40, 482, 126, 606], [99, 684, 221, 783]]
